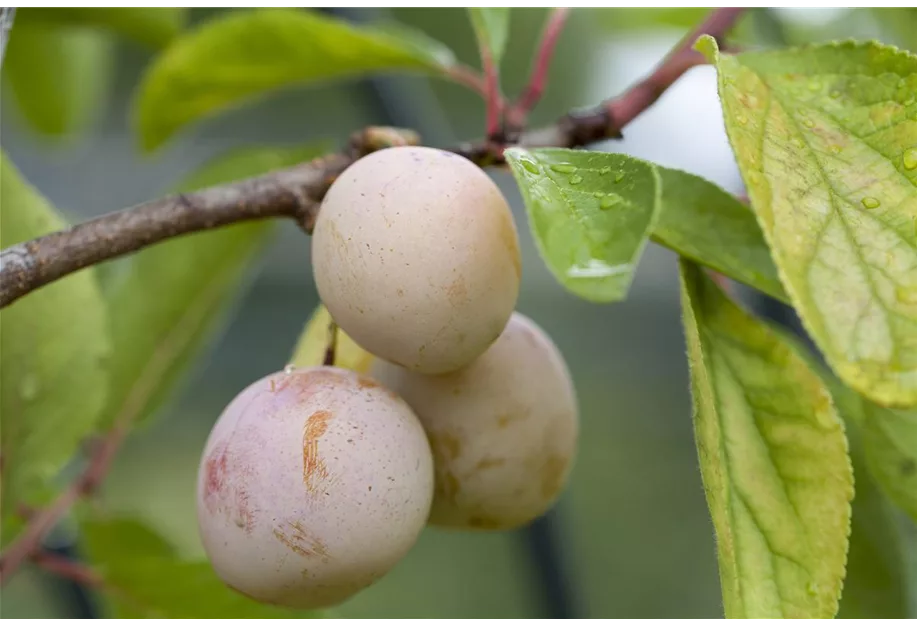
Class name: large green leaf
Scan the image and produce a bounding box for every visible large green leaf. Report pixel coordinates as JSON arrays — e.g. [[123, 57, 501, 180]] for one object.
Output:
[[134, 9, 456, 151], [17, 8, 186, 48], [653, 167, 787, 302], [700, 37, 917, 408], [679, 259, 853, 618], [467, 8, 510, 65], [98, 144, 326, 428], [860, 402, 917, 522], [2, 24, 113, 137], [82, 517, 327, 618], [0, 153, 110, 534], [505, 147, 661, 302]]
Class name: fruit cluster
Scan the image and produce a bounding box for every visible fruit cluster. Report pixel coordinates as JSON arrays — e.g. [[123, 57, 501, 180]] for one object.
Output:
[[196, 147, 579, 609]]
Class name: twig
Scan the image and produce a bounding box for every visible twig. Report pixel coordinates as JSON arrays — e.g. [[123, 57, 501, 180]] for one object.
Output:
[[32, 552, 104, 588], [506, 8, 570, 131], [323, 320, 339, 367], [0, 7, 746, 314]]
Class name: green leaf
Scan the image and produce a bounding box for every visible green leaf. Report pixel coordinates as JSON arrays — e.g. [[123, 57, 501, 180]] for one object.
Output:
[[700, 37, 917, 408], [653, 167, 787, 303], [505, 147, 661, 302], [840, 422, 911, 617], [18, 8, 187, 48], [2, 24, 113, 137], [860, 402, 917, 522], [134, 8, 456, 151], [82, 517, 327, 618], [0, 153, 110, 533], [98, 143, 326, 428], [678, 258, 853, 618], [467, 8, 510, 65]]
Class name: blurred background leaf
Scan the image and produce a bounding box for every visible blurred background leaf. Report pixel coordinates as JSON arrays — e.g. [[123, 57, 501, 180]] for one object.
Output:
[[17, 8, 187, 49], [0, 153, 110, 542], [98, 143, 328, 430], [468, 8, 511, 65]]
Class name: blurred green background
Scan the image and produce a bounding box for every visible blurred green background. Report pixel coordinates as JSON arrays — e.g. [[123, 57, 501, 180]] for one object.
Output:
[[2, 7, 913, 619]]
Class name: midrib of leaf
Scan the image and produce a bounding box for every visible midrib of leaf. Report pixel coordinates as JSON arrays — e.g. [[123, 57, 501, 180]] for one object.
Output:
[[703, 336, 812, 617], [107, 242, 262, 427], [768, 90, 913, 370]]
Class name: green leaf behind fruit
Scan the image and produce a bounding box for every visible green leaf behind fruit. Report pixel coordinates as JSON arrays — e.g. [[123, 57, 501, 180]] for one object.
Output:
[[134, 8, 457, 150], [679, 258, 853, 618], [700, 36, 917, 407], [17, 8, 186, 48], [82, 517, 327, 618], [0, 153, 110, 540], [98, 144, 327, 429], [505, 147, 661, 302]]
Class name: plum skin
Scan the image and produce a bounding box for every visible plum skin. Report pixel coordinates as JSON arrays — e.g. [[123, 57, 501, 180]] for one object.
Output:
[[197, 366, 434, 609], [372, 312, 579, 531], [311, 145, 521, 375]]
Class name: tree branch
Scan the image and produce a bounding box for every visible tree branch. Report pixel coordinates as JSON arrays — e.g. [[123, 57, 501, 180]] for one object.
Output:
[[0, 6, 746, 314], [32, 551, 104, 588], [506, 8, 570, 130]]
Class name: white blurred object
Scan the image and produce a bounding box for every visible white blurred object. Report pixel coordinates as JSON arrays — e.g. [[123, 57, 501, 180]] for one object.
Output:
[[0, 7, 15, 70]]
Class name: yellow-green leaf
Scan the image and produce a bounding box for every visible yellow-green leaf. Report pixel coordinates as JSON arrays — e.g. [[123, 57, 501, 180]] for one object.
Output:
[[654, 166, 787, 302], [98, 144, 326, 428], [505, 147, 661, 302], [0, 153, 110, 535], [3, 24, 113, 136], [679, 258, 853, 618], [701, 36, 917, 407], [134, 9, 456, 151], [289, 304, 375, 373]]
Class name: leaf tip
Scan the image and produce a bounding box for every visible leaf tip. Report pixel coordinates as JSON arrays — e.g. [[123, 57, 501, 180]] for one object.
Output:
[[694, 34, 719, 62]]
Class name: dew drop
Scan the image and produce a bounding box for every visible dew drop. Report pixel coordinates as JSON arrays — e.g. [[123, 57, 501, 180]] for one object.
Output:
[[896, 287, 917, 305], [600, 194, 622, 210], [569, 174, 583, 185], [599, 166, 612, 175], [520, 159, 539, 174], [792, 138, 804, 149], [861, 197, 880, 209], [806, 582, 819, 596], [614, 172, 625, 183], [802, 119, 815, 128], [903, 147, 917, 171], [550, 163, 577, 174], [283, 363, 296, 374], [566, 259, 632, 279], [736, 114, 748, 125], [829, 144, 842, 155], [592, 191, 606, 198], [19, 374, 40, 401]]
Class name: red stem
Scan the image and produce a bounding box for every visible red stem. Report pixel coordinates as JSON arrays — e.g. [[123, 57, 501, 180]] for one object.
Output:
[[507, 8, 570, 129], [481, 51, 502, 140], [32, 552, 104, 588]]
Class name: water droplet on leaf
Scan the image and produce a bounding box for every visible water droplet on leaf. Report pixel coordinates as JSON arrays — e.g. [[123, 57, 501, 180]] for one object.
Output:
[[520, 159, 539, 174], [614, 172, 625, 183], [792, 138, 804, 149], [592, 191, 606, 198], [566, 260, 632, 279], [903, 148, 917, 170], [19, 374, 40, 401], [736, 114, 748, 125], [802, 119, 815, 128], [861, 197, 880, 209], [599, 166, 611, 175], [550, 163, 576, 174], [600, 194, 622, 210], [569, 174, 583, 185]]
